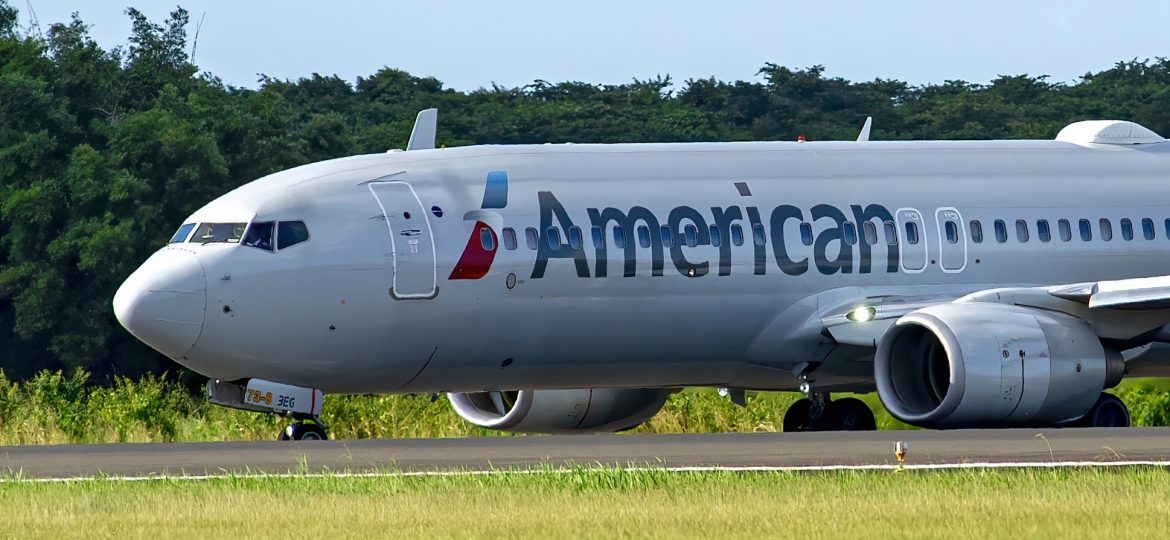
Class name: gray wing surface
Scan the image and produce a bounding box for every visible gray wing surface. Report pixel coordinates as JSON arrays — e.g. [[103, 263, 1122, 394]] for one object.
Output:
[[823, 275, 1170, 349]]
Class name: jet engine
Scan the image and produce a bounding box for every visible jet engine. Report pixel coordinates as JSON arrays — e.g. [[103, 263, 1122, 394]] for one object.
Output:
[[447, 388, 672, 433], [874, 303, 1125, 428]]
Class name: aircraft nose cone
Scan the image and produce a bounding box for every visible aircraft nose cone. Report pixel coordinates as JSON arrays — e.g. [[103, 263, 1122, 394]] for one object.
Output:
[[113, 248, 207, 359]]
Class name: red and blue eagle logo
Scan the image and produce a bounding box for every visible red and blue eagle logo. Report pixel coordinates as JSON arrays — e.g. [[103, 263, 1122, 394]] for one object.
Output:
[[448, 171, 508, 280]]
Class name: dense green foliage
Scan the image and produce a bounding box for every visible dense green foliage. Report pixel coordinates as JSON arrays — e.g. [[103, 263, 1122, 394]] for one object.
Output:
[[1, 369, 1168, 444], [2, 4, 1170, 382]]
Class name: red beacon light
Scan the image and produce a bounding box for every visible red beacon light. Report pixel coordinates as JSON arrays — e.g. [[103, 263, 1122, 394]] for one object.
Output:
[[797, 134, 807, 142]]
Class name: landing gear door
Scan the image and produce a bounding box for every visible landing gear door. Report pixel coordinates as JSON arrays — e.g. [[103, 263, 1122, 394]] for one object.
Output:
[[895, 208, 927, 273], [368, 181, 438, 300]]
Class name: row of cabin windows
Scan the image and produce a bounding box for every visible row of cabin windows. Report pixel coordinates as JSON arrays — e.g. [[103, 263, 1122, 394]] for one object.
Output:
[[483, 216, 1170, 253], [967, 217, 1163, 244], [487, 220, 920, 251]]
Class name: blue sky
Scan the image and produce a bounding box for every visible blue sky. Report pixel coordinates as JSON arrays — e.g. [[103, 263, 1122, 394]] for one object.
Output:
[[21, 1, 1170, 90]]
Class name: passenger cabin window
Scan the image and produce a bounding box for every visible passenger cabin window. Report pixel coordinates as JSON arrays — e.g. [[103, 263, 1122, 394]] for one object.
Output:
[[1015, 219, 1029, 243], [1120, 219, 1134, 241], [479, 227, 495, 251], [638, 226, 651, 248], [1079, 219, 1092, 241], [1099, 218, 1113, 241], [613, 227, 627, 249], [590, 226, 603, 248], [191, 222, 247, 244], [944, 221, 958, 244], [731, 224, 745, 246], [993, 220, 1007, 243], [1058, 219, 1072, 242], [863, 221, 878, 245], [525, 227, 539, 250], [169, 223, 196, 244], [568, 226, 583, 250], [884, 221, 898, 245], [752, 224, 766, 246], [842, 222, 858, 245], [709, 225, 722, 247], [546, 227, 561, 248], [502, 227, 518, 250], [277, 221, 310, 250], [684, 224, 698, 247], [660, 226, 674, 248], [1164, 218, 1170, 239], [904, 222, 920, 245], [242, 221, 274, 251], [1037, 220, 1051, 243], [1143, 218, 1155, 240], [969, 220, 983, 243], [800, 223, 814, 246]]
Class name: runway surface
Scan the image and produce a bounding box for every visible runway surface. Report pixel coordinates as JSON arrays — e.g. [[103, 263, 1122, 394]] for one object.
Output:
[[2, 427, 1169, 479]]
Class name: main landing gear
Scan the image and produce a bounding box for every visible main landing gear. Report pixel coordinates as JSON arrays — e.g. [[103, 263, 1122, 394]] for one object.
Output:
[[207, 379, 331, 441], [1077, 392, 1130, 428], [782, 383, 877, 432]]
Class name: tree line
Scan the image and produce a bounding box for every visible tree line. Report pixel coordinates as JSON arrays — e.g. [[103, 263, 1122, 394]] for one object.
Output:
[[1, 3, 1169, 382]]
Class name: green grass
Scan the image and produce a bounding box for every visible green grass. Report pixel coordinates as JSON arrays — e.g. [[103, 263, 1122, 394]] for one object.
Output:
[[0, 370, 1169, 444], [0, 468, 1167, 538]]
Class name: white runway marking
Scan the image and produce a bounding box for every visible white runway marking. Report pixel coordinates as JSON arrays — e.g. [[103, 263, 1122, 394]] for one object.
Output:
[[6, 459, 1170, 483]]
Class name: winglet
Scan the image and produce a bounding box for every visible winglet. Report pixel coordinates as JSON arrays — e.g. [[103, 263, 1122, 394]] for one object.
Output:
[[857, 116, 873, 142], [406, 108, 438, 150]]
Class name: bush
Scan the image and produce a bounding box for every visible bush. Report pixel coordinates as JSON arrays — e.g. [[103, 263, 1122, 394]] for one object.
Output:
[[0, 369, 1165, 444]]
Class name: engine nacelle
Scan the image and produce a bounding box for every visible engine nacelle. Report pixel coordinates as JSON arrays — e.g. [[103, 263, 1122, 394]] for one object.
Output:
[[874, 303, 1124, 428], [447, 388, 672, 433]]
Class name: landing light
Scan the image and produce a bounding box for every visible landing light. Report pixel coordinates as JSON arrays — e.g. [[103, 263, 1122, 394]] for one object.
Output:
[[847, 306, 876, 323]]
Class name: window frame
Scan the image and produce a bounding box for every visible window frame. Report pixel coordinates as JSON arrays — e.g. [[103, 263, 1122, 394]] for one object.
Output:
[[994, 220, 1007, 243], [242, 221, 275, 252], [1037, 219, 1051, 243], [969, 220, 983, 243], [502, 227, 518, 250], [799, 223, 814, 246], [1120, 218, 1133, 241], [275, 220, 310, 250], [1014, 219, 1029, 243], [568, 226, 583, 250]]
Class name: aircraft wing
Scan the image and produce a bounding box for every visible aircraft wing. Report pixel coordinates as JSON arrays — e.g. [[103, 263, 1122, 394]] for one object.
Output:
[[822, 275, 1170, 348], [1050, 276, 1170, 310]]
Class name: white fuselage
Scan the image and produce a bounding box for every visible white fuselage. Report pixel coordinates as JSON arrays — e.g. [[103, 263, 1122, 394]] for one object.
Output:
[[114, 138, 1170, 394]]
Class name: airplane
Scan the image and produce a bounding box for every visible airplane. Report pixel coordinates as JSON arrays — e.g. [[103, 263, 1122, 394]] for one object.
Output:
[[113, 109, 1170, 440]]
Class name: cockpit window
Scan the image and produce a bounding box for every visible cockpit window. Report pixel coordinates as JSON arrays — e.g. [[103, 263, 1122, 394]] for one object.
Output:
[[242, 221, 275, 251], [190, 222, 247, 244], [277, 221, 310, 250], [169, 223, 196, 244]]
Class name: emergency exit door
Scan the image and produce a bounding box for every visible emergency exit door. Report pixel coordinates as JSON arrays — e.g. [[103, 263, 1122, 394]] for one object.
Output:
[[935, 207, 967, 272]]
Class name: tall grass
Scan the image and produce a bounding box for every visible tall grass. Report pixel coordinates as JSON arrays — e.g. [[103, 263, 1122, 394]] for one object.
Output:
[[0, 370, 1167, 444], [3, 468, 1169, 538]]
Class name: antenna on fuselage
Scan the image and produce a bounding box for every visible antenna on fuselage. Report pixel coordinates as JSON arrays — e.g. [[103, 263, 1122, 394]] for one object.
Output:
[[857, 116, 873, 142], [406, 108, 438, 151]]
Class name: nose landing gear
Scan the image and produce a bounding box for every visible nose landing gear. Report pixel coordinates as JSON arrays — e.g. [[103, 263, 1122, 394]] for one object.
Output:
[[279, 417, 330, 441], [207, 379, 331, 441]]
